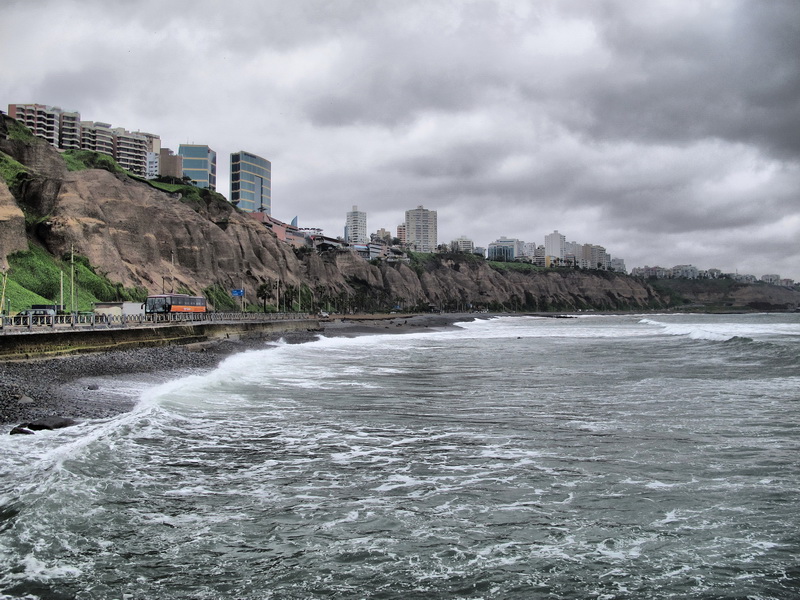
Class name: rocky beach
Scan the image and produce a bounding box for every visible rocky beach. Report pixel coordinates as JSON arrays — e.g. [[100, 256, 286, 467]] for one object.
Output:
[[0, 313, 476, 431]]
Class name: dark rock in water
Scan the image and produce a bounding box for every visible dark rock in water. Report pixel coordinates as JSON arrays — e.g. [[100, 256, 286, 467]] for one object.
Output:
[[9, 426, 34, 435], [11, 417, 78, 434], [87, 384, 100, 390], [28, 416, 78, 430]]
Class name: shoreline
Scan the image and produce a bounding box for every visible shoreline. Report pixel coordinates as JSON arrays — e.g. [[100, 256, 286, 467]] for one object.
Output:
[[0, 312, 480, 430]]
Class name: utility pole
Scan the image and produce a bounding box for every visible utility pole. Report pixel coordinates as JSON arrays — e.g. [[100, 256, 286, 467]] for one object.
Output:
[[0, 267, 7, 318], [70, 245, 75, 315]]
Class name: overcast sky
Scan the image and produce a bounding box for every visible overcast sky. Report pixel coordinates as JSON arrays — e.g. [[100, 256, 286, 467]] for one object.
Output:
[[3, 0, 799, 279]]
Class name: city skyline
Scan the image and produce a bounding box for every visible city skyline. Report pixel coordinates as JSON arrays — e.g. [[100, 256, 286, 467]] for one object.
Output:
[[2, 1, 799, 280]]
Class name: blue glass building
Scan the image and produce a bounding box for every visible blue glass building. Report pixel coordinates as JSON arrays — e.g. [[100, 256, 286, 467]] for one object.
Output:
[[230, 151, 271, 213], [178, 144, 217, 190]]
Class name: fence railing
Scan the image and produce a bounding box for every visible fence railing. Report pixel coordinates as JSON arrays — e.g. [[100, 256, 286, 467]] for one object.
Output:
[[0, 311, 313, 334]]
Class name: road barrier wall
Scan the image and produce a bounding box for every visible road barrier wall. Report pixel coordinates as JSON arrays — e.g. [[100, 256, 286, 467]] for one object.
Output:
[[0, 318, 321, 359]]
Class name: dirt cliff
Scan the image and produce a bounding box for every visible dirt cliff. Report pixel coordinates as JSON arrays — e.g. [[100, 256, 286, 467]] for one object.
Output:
[[0, 115, 671, 311]]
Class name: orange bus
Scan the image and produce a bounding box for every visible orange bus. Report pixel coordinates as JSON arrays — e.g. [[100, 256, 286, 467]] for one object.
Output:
[[144, 294, 207, 314]]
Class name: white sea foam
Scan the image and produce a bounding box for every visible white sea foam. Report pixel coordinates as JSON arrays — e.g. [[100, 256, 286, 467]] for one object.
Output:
[[639, 315, 800, 341]]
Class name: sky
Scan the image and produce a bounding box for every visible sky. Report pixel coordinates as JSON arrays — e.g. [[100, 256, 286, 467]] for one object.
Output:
[[2, 0, 799, 280]]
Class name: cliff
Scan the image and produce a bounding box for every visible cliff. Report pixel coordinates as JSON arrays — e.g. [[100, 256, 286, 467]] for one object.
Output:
[[651, 278, 800, 311], [0, 114, 741, 313]]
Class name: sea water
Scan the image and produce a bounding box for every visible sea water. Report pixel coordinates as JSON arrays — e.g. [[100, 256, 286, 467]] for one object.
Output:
[[1, 313, 799, 599]]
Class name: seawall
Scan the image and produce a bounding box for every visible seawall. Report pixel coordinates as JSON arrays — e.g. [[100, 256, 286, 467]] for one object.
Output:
[[0, 319, 322, 359]]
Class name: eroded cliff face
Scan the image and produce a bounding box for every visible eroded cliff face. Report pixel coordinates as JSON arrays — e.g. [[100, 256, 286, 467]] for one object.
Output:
[[0, 120, 666, 311], [40, 169, 310, 298], [0, 181, 27, 269]]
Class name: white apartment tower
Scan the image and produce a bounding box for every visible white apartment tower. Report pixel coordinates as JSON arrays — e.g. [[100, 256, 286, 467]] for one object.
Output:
[[405, 205, 437, 253], [545, 230, 566, 261], [345, 205, 368, 244]]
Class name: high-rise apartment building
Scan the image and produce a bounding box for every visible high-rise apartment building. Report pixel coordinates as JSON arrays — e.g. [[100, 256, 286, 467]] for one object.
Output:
[[110, 127, 148, 176], [345, 205, 368, 244], [396, 224, 407, 245], [8, 104, 158, 176], [80, 121, 115, 156], [78, 122, 150, 177], [405, 205, 437, 253], [179, 144, 217, 190], [7, 103, 81, 149], [230, 151, 271, 213], [544, 230, 566, 261]]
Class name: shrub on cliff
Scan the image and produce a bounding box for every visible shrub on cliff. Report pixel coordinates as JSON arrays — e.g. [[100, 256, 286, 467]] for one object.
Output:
[[62, 150, 126, 175], [4, 118, 36, 143], [0, 152, 29, 199]]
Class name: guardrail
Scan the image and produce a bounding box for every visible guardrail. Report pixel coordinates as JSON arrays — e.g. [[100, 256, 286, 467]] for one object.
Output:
[[0, 311, 312, 333]]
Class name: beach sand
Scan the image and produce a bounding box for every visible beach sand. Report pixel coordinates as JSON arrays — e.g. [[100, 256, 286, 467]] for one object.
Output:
[[0, 313, 479, 430]]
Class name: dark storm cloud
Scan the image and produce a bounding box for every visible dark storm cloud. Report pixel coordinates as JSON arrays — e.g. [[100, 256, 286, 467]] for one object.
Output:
[[561, 0, 800, 159], [2, 0, 799, 279]]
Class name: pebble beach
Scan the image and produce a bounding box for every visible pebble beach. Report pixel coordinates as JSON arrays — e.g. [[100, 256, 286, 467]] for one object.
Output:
[[0, 314, 476, 431]]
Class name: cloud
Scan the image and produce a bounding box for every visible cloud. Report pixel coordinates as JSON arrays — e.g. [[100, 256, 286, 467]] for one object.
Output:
[[2, 0, 799, 279]]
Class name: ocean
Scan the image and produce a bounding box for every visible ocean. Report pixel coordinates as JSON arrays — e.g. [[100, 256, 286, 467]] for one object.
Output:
[[1, 313, 799, 599]]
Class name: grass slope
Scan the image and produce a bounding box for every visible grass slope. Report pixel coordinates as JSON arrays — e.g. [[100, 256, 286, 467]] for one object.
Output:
[[5, 245, 146, 313]]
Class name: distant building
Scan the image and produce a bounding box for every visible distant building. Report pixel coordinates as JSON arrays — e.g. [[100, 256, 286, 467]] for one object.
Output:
[[79, 121, 149, 177], [544, 230, 566, 262], [230, 151, 271, 213], [761, 274, 780, 284], [487, 243, 514, 261], [248, 212, 307, 248], [609, 258, 627, 273], [405, 205, 437, 253], [345, 205, 368, 244], [631, 265, 671, 279], [451, 235, 474, 253], [7, 103, 80, 149], [79, 121, 115, 156], [179, 144, 217, 190], [587, 245, 609, 270], [396, 223, 407, 245], [488, 237, 523, 260], [8, 103, 158, 176], [672, 265, 699, 279], [158, 148, 183, 179], [109, 127, 148, 176], [522, 242, 538, 258], [373, 228, 393, 244], [139, 132, 161, 179]]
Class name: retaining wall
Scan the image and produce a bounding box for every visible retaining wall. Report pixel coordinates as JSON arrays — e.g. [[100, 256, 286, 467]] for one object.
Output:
[[0, 319, 321, 359]]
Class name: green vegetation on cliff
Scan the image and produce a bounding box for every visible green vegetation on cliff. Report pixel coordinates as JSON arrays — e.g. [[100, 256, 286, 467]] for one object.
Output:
[[488, 261, 543, 273], [5, 118, 36, 143], [4, 245, 146, 313], [62, 150, 126, 175], [0, 152, 29, 197]]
